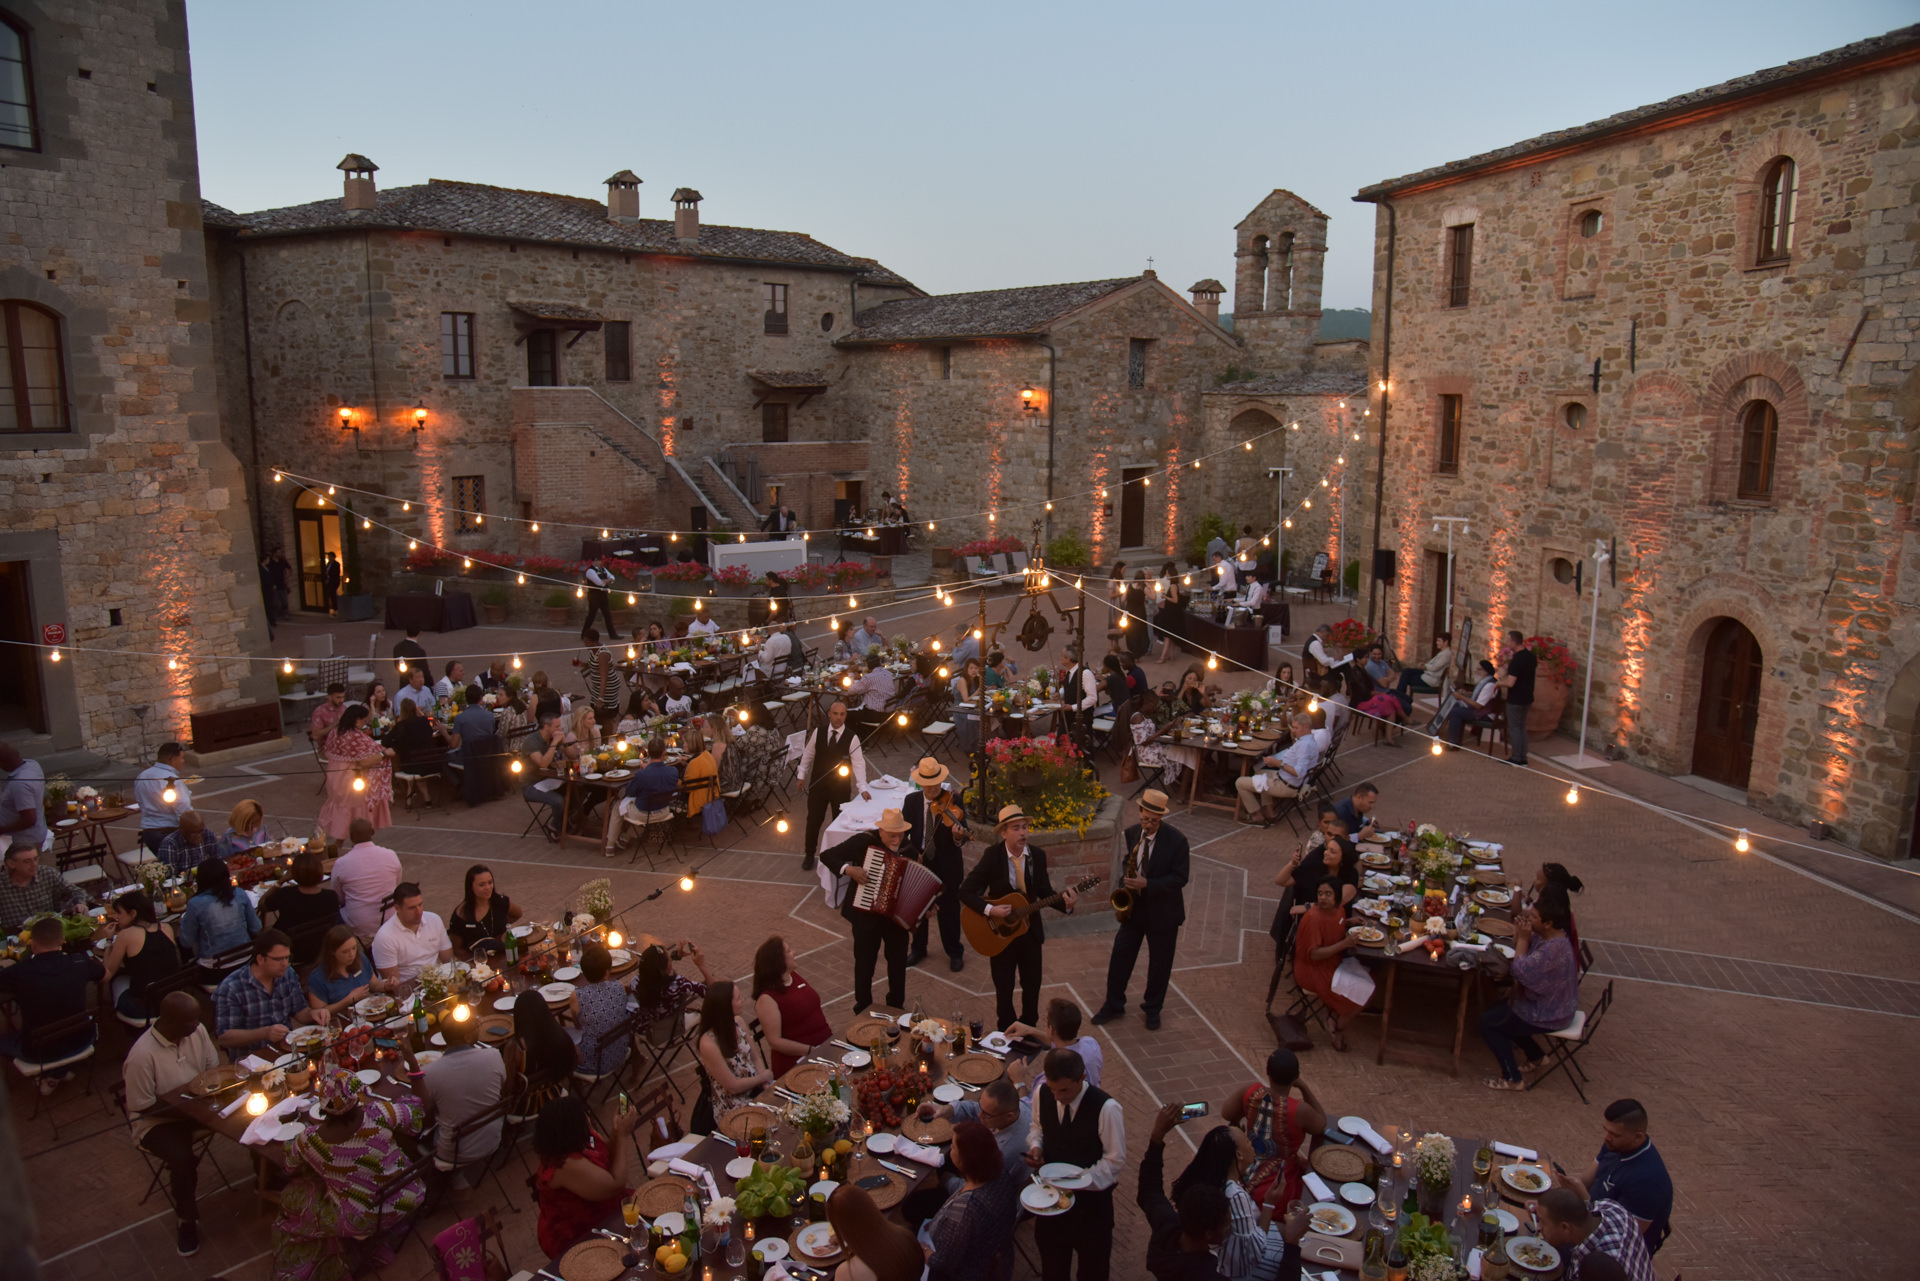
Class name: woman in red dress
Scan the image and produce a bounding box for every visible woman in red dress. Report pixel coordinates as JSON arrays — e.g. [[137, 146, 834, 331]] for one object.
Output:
[[1293, 880, 1365, 1050], [532, 1095, 644, 1257], [752, 935, 833, 1076]]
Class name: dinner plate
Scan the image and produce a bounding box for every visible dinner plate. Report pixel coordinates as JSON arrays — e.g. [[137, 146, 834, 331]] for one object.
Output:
[[651, 1211, 685, 1236], [751, 1239, 789, 1262], [605, 769, 631, 780], [726, 1156, 755, 1179], [1475, 888, 1514, 906], [582, 772, 604, 781], [980, 1032, 1011, 1051], [1347, 925, 1385, 945], [287, 1025, 327, 1049], [1339, 1182, 1375, 1207], [1020, 1182, 1062, 1213], [932, 1083, 963, 1103], [1336, 1115, 1369, 1137], [56, 818, 79, 828], [355, 1069, 383, 1086], [609, 949, 632, 966], [1038, 1163, 1090, 1189], [895, 1012, 915, 1028], [415, 1050, 444, 1067], [865, 1133, 896, 1153], [1495, 943, 1516, 959], [1494, 1207, 1520, 1233], [840, 1049, 872, 1069], [354, 996, 394, 1018], [509, 925, 533, 939], [1308, 1202, 1357, 1236], [540, 982, 576, 1002], [553, 966, 582, 982], [810, 1179, 840, 1201], [125, 802, 140, 811], [1507, 1236, 1561, 1273], [1501, 1163, 1551, 1196], [794, 1222, 843, 1259], [92, 937, 110, 950], [492, 994, 518, 1011], [429, 1033, 446, 1047], [275, 1121, 306, 1142]]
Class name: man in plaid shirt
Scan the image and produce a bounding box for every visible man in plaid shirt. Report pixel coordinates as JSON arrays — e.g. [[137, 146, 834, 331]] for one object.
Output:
[[1538, 1188, 1654, 1281], [213, 930, 328, 1061]]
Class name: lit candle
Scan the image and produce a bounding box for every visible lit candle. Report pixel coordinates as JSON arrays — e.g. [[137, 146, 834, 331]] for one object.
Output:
[[245, 1092, 269, 1117], [608, 930, 623, 949]]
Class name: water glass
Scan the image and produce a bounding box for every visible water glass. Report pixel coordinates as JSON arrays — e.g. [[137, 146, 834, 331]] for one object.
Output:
[[726, 1233, 746, 1268]]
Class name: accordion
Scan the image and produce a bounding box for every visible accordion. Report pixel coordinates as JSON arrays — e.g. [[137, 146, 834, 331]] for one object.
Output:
[[851, 846, 944, 930]]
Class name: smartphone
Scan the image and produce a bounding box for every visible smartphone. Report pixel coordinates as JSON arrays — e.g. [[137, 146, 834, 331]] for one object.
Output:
[[1179, 1101, 1209, 1121]]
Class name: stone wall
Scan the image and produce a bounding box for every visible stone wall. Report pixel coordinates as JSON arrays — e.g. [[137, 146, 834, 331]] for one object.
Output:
[[1196, 391, 1366, 587], [208, 220, 887, 593], [0, 0, 274, 757], [1354, 54, 1920, 857]]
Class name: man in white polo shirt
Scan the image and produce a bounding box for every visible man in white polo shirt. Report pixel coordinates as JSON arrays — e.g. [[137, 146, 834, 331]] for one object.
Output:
[[372, 882, 453, 984]]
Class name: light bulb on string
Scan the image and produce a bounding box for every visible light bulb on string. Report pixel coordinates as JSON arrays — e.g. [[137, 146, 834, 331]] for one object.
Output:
[[837, 763, 851, 777], [775, 817, 790, 834], [463, 557, 472, 569], [403, 501, 411, 512], [327, 486, 335, 496], [1191, 460, 1199, 470], [692, 599, 702, 611], [1045, 501, 1053, 511], [474, 515, 483, 525], [272, 471, 283, 483], [516, 574, 526, 585], [1207, 653, 1218, 670], [1099, 488, 1108, 499], [928, 521, 935, 531], [530, 521, 540, 532], [896, 713, 909, 728], [283, 660, 294, 674], [352, 772, 367, 793], [1143, 477, 1151, 487], [1734, 829, 1751, 853], [602, 529, 610, 539], [1262, 536, 1270, 546], [49, 647, 61, 663], [848, 596, 858, 608], [1181, 575, 1190, 586], [510, 759, 523, 774], [511, 655, 522, 669], [973, 628, 983, 640], [628, 593, 637, 606], [1244, 441, 1253, 451], [1320, 478, 1329, 488], [1337, 456, 1345, 465], [161, 783, 177, 804], [627, 645, 636, 660], [937, 666, 949, 678], [930, 639, 941, 651], [830, 617, 840, 630], [679, 875, 695, 892], [1304, 500, 1312, 509], [1565, 784, 1579, 805], [670, 533, 677, 542], [1283, 519, 1293, 529], [362, 519, 371, 530], [1307, 698, 1319, 713], [167, 657, 178, 671], [575, 586, 584, 598], [1431, 741, 1444, 756]]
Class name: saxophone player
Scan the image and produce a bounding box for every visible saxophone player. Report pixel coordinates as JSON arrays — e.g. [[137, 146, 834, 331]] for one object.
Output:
[[1091, 789, 1189, 1032]]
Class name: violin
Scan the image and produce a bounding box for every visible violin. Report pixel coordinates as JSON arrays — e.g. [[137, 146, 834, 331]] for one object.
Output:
[[928, 789, 971, 848]]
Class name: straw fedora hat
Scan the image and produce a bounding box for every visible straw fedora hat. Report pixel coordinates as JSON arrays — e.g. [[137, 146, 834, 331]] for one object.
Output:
[[876, 808, 911, 834], [910, 757, 949, 788], [1138, 788, 1171, 817], [995, 803, 1028, 830]]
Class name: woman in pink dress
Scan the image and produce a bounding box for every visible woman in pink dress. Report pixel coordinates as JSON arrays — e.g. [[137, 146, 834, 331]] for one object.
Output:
[[317, 705, 393, 838]]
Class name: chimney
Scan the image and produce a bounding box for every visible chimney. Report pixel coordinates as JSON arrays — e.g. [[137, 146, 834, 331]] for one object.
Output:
[[1189, 278, 1226, 325], [672, 188, 703, 243], [338, 154, 378, 212], [605, 170, 642, 224]]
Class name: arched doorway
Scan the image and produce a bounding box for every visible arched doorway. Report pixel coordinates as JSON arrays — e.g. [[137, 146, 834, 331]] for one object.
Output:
[[1691, 617, 1762, 787], [292, 489, 343, 613]]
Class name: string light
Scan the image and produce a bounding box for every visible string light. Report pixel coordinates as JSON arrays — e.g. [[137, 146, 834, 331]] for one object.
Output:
[[1045, 501, 1053, 511], [1207, 653, 1218, 670], [602, 529, 610, 539], [530, 522, 539, 532], [692, 599, 701, 611], [511, 655, 522, 669], [628, 593, 637, 606], [510, 760, 523, 774], [327, 486, 335, 496], [161, 782, 177, 804], [463, 557, 472, 569], [896, 713, 909, 727], [283, 660, 294, 674], [679, 875, 695, 892], [627, 645, 637, 660], [362, 518, 371, 529], [937, 666, 949, 678], [1244, 441, 1253, 450], [167, 657, 178, 671], [398, 659, 408, 672], [769, 600, 779, 613], [48, 648, 60, 663], [775, 817, 790, 834], [928, 522, 935, 531], [848, 596, 858, 608], [1565, 784, 1579, 805], [1431, 741, 1444, 756], [403, 501, 411, 512], [575, 586, 585, 598], [352, 773, 367, 793], [607, 930, 623, 949], [408, 539, 418, 551], [973, 628, 983, 640], [517, 573, 526, 585], [1307, 698, 1319, 713], [837, 763, 851, 777], [830, 617, 840, 630], [272, 471, 283, 483], [1734, 829, 1751, 853]]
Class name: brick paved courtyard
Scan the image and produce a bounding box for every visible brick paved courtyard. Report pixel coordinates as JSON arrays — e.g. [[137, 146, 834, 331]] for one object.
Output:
[[11, 595, 1919, 1281]]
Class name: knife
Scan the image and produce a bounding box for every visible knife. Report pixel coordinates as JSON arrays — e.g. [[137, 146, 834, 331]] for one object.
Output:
[[831, 1039, 864, 1053], [878, 1158, 918, 1177]]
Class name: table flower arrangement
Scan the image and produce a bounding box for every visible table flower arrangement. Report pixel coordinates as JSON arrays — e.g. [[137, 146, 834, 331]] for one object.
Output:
[[1413, 1132, 1456, 1216], [785, 1087, 850, 1146], [1408, 825, 1463, 887], [576, 878, 615, 924], [135, 859, 170, 899]]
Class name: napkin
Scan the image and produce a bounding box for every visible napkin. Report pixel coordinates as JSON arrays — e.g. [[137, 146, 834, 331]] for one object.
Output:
[[109, 884, 139, 898], [1354, 1123, 1393, 1156], [1476, 864, 1502, 872], [650, 1137, 700, 1161], [218, 1093, 250, 1118], [668, 1158, 721, 1201], [1494, 1141, 1538, 1161], [1468, 1248, 1485, 1278], [1451, 941, 1489, 954], [893, 1137, 943, 1167], [240, 1094, 306, 1146], [238, 1054, 275, 1074], [1302, 1171, 1335, 1202]]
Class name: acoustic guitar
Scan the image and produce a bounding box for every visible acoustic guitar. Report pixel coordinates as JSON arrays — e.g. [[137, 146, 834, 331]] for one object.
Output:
[[960, 874, 1104, 958]]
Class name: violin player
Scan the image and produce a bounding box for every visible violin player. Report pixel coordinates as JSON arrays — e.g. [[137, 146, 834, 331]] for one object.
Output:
[[903, 757, 968, 973]]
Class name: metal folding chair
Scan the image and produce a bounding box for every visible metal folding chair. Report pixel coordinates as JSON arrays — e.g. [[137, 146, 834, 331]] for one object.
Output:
[[1526, 980, 1614, 1104], [114, 1080, 236, 1210], [429, 1094, 525, 1212], [631, 990, 700, 1103]]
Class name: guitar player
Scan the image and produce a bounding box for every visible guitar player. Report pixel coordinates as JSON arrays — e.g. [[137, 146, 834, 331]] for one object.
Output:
[[820, 808, 916, 1014], [959, 804, 1079, 1031]]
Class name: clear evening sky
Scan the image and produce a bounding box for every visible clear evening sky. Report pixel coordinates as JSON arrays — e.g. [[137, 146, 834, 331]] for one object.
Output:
[[188, 0, 1912, 312]]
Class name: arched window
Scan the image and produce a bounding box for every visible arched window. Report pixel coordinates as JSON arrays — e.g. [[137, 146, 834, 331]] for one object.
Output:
[[1250, 235, 1269, 310], [1274, 233, 1295, 311], [0, 300, 67, 432], [1758, 158, 1794, 264], [0, 16, 34, 150], [1736, 400, 1778, 499]]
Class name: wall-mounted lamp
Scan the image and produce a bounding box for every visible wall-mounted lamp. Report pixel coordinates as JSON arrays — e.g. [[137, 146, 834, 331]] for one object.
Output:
[[1019, 385, 1041, 417], [411, 402, 428, 443]]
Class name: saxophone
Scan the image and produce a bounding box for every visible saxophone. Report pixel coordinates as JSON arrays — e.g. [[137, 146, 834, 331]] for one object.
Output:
[[1110, 834, 1140, 923]]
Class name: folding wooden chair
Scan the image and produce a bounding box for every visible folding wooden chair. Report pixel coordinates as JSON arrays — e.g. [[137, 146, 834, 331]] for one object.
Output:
[[574, 1012, 641, 1104], [195, 942, 255, 993], [632, 990, 700, 1103], [9, 1012, 102, 1127], [1465, 694, 1509, 755], [430, 1208, 513, 1281], [114, 1080, 237, 1211], [1527, 980, 1613, 1104]]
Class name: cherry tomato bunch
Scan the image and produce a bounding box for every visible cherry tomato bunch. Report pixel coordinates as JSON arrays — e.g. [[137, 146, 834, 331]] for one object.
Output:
[[856, 1069, 910, 1129]]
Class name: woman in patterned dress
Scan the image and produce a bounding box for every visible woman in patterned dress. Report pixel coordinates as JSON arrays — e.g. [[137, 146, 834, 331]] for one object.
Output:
[[694, 979, 771, 1123], [271, 1089, 425, 1281], [316, 705, 393, 839]]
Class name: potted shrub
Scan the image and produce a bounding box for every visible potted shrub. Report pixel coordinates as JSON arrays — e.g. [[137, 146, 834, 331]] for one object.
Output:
[[480, 586, 510, 625], [1044, 530, 1091, 573], [1499, 634, 1577, 734], [543, 588, 571, 627]]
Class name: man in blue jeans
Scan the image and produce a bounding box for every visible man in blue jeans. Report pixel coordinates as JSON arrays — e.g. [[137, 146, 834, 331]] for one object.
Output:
[[0, 916, 101, 1093], [1499, 629, 1537, 766]]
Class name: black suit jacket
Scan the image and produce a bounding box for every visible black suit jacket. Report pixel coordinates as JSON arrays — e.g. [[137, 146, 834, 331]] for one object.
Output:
[[901, 789, 965, 886], [959, 841, 1061, 945], [1121, 822, 1190, 933]]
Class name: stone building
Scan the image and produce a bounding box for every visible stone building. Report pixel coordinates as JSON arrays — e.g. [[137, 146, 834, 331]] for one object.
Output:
[[203, 163, 921, 601], [0, 0, 273, 757], [1351, 26, 1920, 858], [833, 190, 1366, 574]]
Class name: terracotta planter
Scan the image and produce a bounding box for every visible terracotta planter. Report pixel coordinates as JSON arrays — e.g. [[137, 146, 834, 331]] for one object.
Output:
[[482, 603, 508, 624], [545, 607, 571, 626], [1525, 680, 1569, 735]]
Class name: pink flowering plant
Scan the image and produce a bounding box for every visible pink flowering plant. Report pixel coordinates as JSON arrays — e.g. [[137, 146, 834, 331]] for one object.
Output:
[[971, 736, 1109, 835]]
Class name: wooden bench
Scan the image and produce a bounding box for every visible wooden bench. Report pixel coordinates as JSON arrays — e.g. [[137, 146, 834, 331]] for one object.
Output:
[[189, 702, 283, 754]]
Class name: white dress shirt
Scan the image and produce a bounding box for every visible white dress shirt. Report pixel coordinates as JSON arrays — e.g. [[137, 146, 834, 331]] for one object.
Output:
[[1244, 579, 1269, 609], [433, 676, 458, 700], [798, 725, 868, 791], [755, 630, 793, 676], [1026, 1080, 1125, 1192], [1066, 665, 1100, 712], [1214, 561, 1238, 594], [1307, 635, 1352, 670], [687, 617, 719, 639]]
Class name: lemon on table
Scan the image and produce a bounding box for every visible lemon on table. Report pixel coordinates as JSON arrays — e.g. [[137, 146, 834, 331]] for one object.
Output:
[[834, 1139, 853, 1155], [661, 1250, 689, 1274]]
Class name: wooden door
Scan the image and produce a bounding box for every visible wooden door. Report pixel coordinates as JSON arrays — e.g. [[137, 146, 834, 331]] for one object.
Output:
[[1691, 618, 1762, 787], [0, 560, 46, 734], [1119, 467, 1150, 547], [293, 495, 342, 613]]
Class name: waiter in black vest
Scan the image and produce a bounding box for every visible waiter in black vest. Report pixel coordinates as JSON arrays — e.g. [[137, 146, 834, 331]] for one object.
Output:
[[819, 807, 915, 1014], [798, 700, 870, 871], [1091, 788, 1189, 1032], [901, 757, 967, 973], [959, 804, 1078, 1031], [1061, 642, 1099, 762], [1025, 1046, 1123, 1281]]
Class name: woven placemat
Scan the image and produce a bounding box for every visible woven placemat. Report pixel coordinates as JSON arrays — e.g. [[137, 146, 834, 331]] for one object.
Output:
[[947, 1053, 1004, 1085], [718, 1103, 782, 1143], [844, 1014, 898, 1046], [782, 1062, 833, 1095], [843, 1149, 910, 1210], [1309, 1144, 1369, 1184], [901, 1114, 953, 1145], [1477, 917, 1516, 938], [632, 1173, 694, 1219], [557, 1238, 626, 1281]]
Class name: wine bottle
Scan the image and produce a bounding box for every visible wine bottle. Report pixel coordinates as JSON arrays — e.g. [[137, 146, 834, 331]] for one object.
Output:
[[681, 1187, 701, 1262], [1384, 1230, 1408, 1281], [1402, 1181, 1418, 1222]]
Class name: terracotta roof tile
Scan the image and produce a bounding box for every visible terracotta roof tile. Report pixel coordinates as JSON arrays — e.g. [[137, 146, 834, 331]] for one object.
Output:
[[1358, 24, 1920, 198], [839, 277, 1142, 344], [217, 178, 912, 280]]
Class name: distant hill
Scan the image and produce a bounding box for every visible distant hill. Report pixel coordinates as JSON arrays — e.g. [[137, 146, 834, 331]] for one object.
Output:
[[1214, 308, 1371, 339]]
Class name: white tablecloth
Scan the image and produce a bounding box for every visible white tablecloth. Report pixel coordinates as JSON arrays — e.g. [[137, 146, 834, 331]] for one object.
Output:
[[817, 777, 908, 849]]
